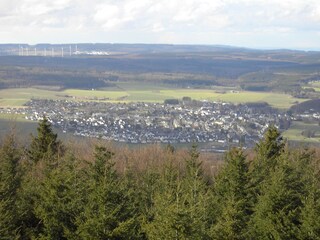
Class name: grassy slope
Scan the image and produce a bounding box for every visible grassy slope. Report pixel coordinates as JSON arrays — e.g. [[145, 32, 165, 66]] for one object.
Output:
[[0, 116, 77, 143], [0, 86, 307, 109], [283, 121, 320, 143]]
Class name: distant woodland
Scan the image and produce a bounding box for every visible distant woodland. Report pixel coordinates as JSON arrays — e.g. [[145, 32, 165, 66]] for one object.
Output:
[[0, 44, 320, 98], [1, 118, 320, 239]]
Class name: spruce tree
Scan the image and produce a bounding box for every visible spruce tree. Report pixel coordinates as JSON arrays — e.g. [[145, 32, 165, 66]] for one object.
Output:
[[299, 179, 320, 240], [143, 157, 185, 239], [35, 153, 83, 240], [248, 150, 304, 239], [297, 150, 320, 239], [144, 145, 210, 239], [0, 133, 21, 239], [118, 166, 145, 239], [250, 126, 285, 184], [182, 144, 210, 239], [249, 126, 285, 207], [18, 117, 64, 238], [210, 148, 250, 240], [77, 146, 138, 239], [27, 116, 63, 165]]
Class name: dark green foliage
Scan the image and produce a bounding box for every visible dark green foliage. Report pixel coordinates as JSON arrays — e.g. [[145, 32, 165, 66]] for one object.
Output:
[[249, 126, 285, 200], [211, 148, 250, 240], [142, 160, 184, 239], [144, 145, 210, 239], [248, 151, 303, 239], [27, 116, 63, 164], [16, 117, 65, 238], [182, 144, 210, 238], [35, 154, 83, 240], [247, 146, 320, 239], [77, 146, 140, 239], [297, 150, 320, 239], [0, 133, 21, 239], [299, 184, 320, 240], [255, 125, 285, 163], [1, 121, 320, 239]]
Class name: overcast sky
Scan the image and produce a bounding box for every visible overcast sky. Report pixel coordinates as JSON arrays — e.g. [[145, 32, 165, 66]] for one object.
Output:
[[1, 0, 320, 50]]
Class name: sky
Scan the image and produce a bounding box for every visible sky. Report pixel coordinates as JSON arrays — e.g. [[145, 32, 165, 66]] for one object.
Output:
[[1, 0, 320, 50]]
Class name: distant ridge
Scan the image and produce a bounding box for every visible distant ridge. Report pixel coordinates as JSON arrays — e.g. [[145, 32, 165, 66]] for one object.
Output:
[[0, 43, 316, 55]]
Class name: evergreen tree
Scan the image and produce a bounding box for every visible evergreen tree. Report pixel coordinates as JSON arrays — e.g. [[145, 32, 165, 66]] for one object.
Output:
[[248, 150, 304, 239], [119, 166, 146, 239], [35, 153, 83, 240], [210, 148, 250, 240], [182, 144, 210, 239], [249, 125, 285, 208], [18, 172, 43, 239], [297, 150, 320, 239], [250, 126, 285, 183], [299, 179, 320, 240], [77, 146, 139, 239], [255, 126, 285, 161], [144, 145, 210, 239], [18, 117, 64, 238], [0, 133, 21, 239], [143, 160, 186, 239], [27, 116, 63, 165]]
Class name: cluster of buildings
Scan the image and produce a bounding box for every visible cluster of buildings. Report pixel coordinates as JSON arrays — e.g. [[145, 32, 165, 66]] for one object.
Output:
[[6, 97, 319, 150], [1, 99, 296, 150]]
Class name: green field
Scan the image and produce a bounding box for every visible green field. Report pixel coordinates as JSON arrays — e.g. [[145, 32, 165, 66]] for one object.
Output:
[[283, 121, 320, 143], [65, 89, 128, 99], [0, 86, 307, 109], [0, 113, 29, 121], [307, 81, 320, 92], [312, 87, 320, 92], [0, 118, 77, 143]]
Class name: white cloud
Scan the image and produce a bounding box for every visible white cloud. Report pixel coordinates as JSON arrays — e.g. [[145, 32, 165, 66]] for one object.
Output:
[[311, 5, 320, 22], [19, 0, 72, 16], [152, 22, 165, 32], [92, 1, 152, 30], [93, 4, 120, 26], [0, 0, 319, 49]]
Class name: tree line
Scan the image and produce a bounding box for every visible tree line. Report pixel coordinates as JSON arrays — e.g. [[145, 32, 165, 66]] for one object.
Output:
[[0, 117, 320, 239]]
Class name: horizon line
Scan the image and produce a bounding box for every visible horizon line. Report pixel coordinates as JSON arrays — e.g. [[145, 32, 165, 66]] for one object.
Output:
[[0, 42, 319, 52]]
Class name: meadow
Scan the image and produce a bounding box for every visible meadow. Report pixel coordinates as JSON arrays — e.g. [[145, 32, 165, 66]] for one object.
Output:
[[282, 121, 320, 143], [307, 81, 320, 92], [0, 84, 307, 109]]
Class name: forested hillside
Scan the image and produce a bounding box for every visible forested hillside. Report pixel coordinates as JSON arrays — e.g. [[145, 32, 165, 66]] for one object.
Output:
[[1, 118, 320, 239], [0, 44, 320, 94]]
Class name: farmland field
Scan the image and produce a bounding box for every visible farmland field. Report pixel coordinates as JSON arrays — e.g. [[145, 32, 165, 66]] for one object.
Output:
[[0, 118, 75, 143], [0, 113, 28, 121], [310, 82, 320, 87], [307, 81, 320, 92], [311, 87, 320, 92], [282, 121, 320, 143], [0, 85, 307, 109]]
